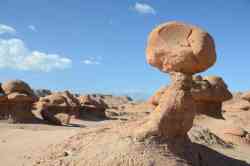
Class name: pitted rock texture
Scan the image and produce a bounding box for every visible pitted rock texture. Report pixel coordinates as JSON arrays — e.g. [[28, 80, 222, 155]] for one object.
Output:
[[192, 75, 232, 118], [140, 21, 217, 139], [1, 80, 37, 101], [78, 94, 108, 118], [148, 86, 168, 106], [35, 91, 80, 125], [146, 21, 216, 74], [136, 73, 196, 139], [0, 80, 37, 123], [149, 75, 232, 118]]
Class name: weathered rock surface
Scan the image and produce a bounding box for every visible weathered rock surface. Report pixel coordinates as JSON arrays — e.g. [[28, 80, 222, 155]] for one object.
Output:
[[241, 91, 250, 102], [2, 80, 37, 100], [223, 92, 250, 112], [34, 89, 52, 97], [0, 95, 8, 120], [149, 75, 232, 118], [78, 94, 108, 118], [148, 86, 168, 106], [35, 91, 80, 125], [192, 75, 232, 118], [0, 80, 37, 123], [146, 21, 216, 74], [137, 21, 217, 140], [137, 73, 196, 139]]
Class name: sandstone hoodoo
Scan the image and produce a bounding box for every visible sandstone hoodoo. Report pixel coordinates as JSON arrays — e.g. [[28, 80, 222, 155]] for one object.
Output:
[[35, 91, 80, 125], [78, 94, 108, 118], [0, 80, 38, 123], [191, 75, 232, 118], [2, 80, 37, 100], [137, 21, 217, 139]]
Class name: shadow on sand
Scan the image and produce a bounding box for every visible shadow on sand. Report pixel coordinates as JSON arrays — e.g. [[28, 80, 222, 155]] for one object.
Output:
[[158, 137, 250, 166]]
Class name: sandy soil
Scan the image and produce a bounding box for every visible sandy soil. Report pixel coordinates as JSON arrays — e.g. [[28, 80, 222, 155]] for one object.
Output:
[[0, 119, 111, 166], [1, 99, 250, 166]]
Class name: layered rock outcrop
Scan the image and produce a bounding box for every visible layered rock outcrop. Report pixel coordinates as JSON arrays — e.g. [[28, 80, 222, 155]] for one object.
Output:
[[0, 80, 37, 123], [192, 75, 232, 118], [35, 91, 80, 125], [0, 92, 8, 120], [78, 94, 108, 118], [148, 86, 168, 106], [149, 75, 232, 118]]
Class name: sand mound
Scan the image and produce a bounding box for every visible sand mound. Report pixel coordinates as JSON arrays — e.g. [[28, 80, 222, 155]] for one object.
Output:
[[33, 123, 248, 166]]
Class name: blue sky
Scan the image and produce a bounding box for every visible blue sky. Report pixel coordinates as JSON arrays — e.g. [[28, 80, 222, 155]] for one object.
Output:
[[0, 0, 250, 99]]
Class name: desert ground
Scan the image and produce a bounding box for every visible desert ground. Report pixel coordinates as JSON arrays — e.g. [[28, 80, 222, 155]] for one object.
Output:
[[1, 94, 250, 166]]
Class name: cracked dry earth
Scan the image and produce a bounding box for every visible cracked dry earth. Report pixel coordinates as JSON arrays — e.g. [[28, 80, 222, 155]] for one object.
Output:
[[1, 100, 250, 166]]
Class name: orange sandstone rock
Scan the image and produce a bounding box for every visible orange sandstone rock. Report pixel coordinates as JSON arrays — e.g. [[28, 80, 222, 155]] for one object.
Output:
[[146, 21, 216, 74], [137, 21, 217, 139]]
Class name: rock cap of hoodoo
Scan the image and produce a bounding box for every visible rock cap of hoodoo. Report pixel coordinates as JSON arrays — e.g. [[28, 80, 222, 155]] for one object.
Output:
[[1, 80, 38, 101], [146, 21, 216, 74]]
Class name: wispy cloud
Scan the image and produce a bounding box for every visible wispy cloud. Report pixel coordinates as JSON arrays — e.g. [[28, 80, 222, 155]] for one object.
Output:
[[81, 59, 100, 65], [0, 38, 72, 72], [0, 24, 16, 35], [28, 25, 37, 32], [132, 2, 156, 15]]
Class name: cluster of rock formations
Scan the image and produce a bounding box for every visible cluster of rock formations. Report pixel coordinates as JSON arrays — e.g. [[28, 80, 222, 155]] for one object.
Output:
[[28, 21, 250, 166], [35, 91, 80, 125], [149, 75, 232, 118], [0, 81, 114, 125], [0, 80, 38, 123], [192, 75, 232, 117]]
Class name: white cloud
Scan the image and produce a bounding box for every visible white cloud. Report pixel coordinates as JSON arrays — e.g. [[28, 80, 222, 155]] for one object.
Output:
[[0, 24, 16, 35], [0, 38, 72, 72], [28, 25, 37, 32], [81, 59, 100, 65], [132, 2, 156, 15]]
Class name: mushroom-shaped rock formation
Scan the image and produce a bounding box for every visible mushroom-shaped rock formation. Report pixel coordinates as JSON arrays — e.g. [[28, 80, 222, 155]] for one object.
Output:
[[136, 21, 217, 140], [191, 75, 232, 118], [148, 86, 168, 107], [78, 94, 108, 118], [2, 80, 38, 100], [146, 21, 216, 74], [35, 91, 80, 125], [1, 80, 37, 123]]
